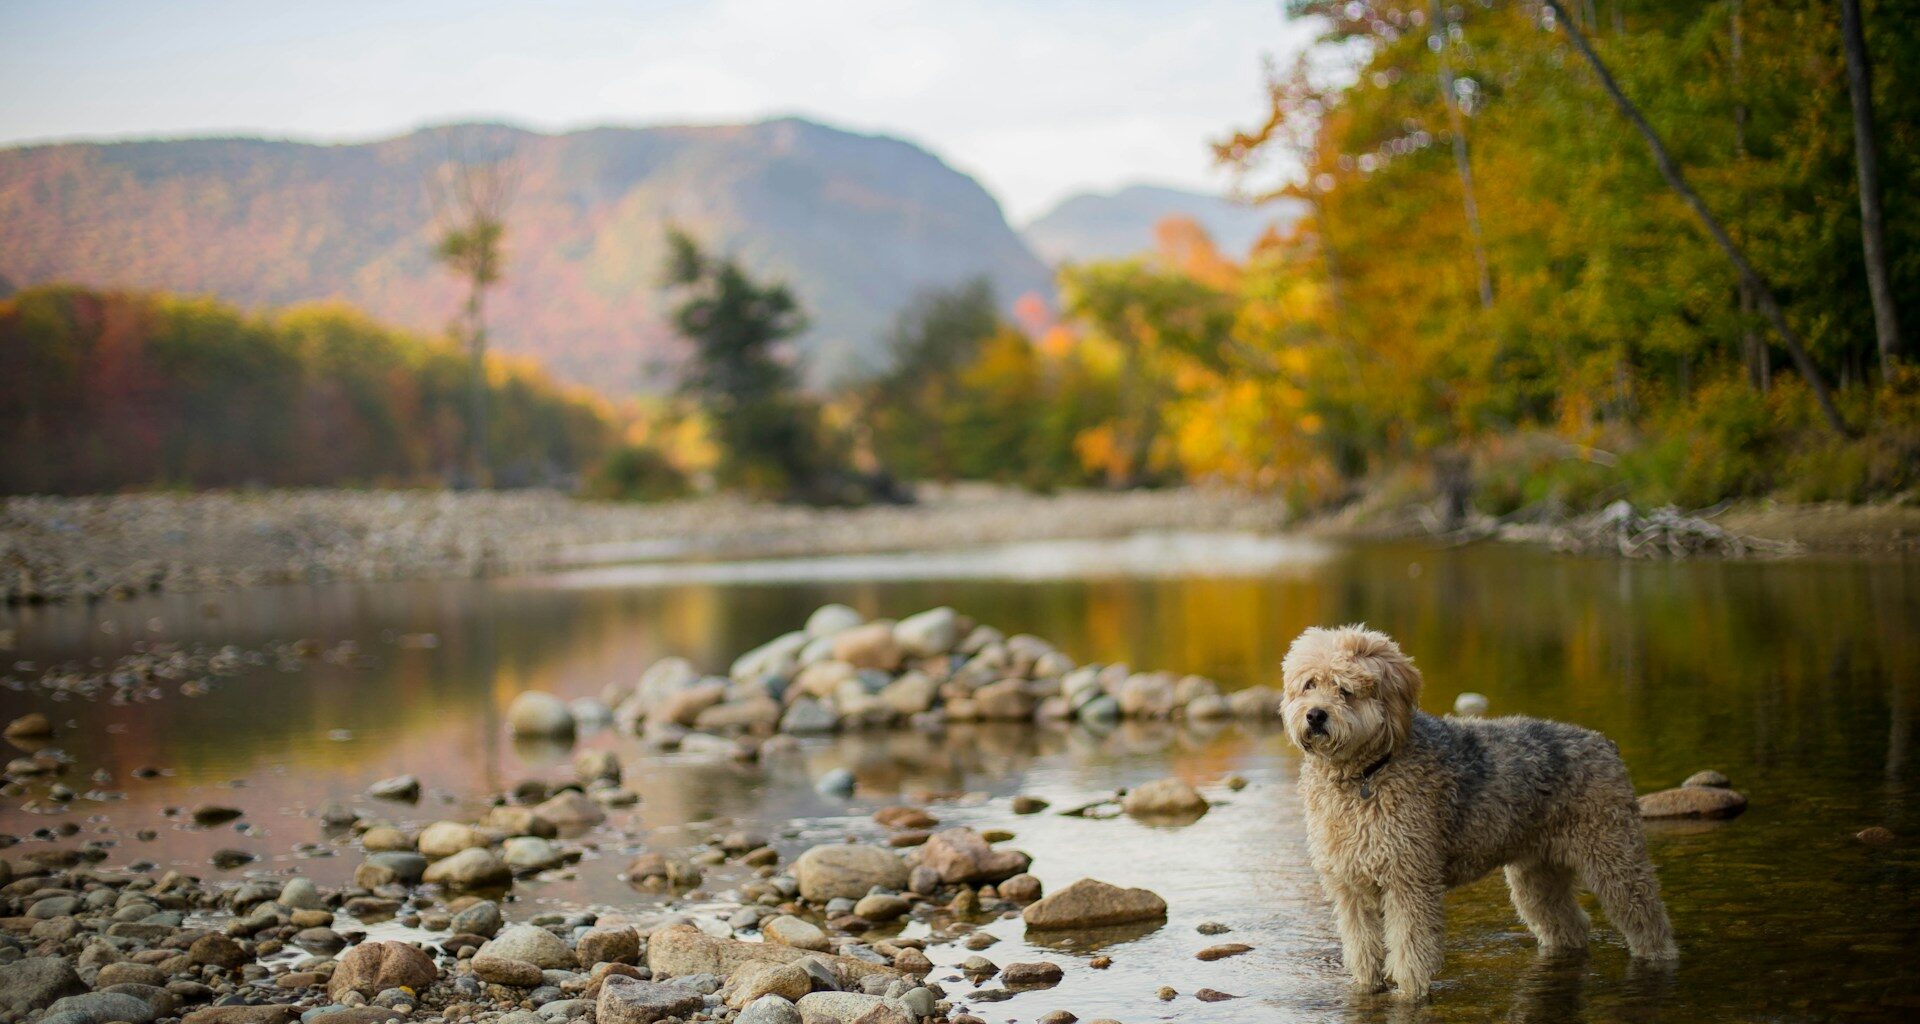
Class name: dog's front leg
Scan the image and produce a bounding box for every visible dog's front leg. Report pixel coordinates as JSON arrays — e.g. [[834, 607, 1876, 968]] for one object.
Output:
[[1382, 883, 1445, 1001], [1328, 879, 1386, 992]]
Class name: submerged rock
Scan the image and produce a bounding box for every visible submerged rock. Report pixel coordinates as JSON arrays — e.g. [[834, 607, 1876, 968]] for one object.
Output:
[[1638, 785, 1748, 819]]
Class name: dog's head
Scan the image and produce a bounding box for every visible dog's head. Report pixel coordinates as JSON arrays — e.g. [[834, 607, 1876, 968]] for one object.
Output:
[[1280, 624, 1421, 765]]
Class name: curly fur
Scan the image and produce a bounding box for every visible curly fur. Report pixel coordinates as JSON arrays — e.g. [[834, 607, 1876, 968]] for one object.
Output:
[[1281, 625, 1677, 1000]]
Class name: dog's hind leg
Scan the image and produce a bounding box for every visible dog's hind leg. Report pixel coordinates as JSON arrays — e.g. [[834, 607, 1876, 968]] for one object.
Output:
[[1574, 809, 1678, 960], [1327, 879, 1386, 992], [1505, 859, 1589, 952]]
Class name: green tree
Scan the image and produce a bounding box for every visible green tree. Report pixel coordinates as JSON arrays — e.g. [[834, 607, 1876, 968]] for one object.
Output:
[[866, 277, 1000, 480]]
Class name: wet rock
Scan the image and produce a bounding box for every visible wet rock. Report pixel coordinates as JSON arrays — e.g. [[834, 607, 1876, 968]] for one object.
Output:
[[472, 954, 545, 987], [832, 622, 903, 672], [853, 893, 909, 922], [1196, 988, 1238, 1002], [423, 847, 512, 889], [722, 962, 812, 1008], [1156, 986, 1177, 1000], [793, 844, 909, 902], [418, 821, 488, 859], [814, 768, 857, 798], [1001, 962, 1063, 988], [355, 852, 427, 888], [481, 925, 576, 970], [327, 941, 437, 999], [1037, 1012, 1076, 1024], [1857, 826, 1897, 845], [360, 826, 414, 852], [1452, 692, 1489, 717], [575, 926, 639, 967], [739, 993, 804, 1024], [1011, 795, 1048, 814], [1683, 769, 1731, 788], [893, 608, 960, 658], [210, 848, 257, 869], [292, 927, 347, 955], [596, 974, 705, 1024], [191, 804, 244, 826], [1196, 921, 1231, 935], [483, 805, 558, 838], [998, 873, 1043, 903], [625, 852, 702, 889], [509, 691, 577, 737], [279, 876, 324, 910], [0, 957, 86, 1013], [504, 836, 567, 872], [781, 699, 838, 735], [645, 926, 901, 986], [451, 899, 504, 938], [575, 750, 622, 784], [189, 933, 250, 969], [873, 806, 938, 830], [46, 991, 159, 1024], [1638, 785, 1748, 819], [367, 775, 420, 802], [4, 713, 52, 739], [1022, 878, 1168, 930], [762, 915, 830, 952], [534, 788, 606, 827], [1196, 943, 1252, 961], [1122, 778, 1209, 821], [921, 828, 1030, 885]]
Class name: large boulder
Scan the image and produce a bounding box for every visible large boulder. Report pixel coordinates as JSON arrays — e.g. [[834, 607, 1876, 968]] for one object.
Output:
[[791, 844, 908, 902], [597, 974, 706, 1024], [507, 691, 575, 737], [920, 828, 1031, 884], [327, 941, 437, 999], [479, 925, 576, 970], [645, 926, 902, 985], [1021, 878, 1168, 930], [0, 957, 85, 1013]]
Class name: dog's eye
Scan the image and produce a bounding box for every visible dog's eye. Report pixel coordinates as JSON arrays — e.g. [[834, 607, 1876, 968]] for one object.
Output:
[[1339, 686, 1352, 700], [1302, 680, 1316, 691]]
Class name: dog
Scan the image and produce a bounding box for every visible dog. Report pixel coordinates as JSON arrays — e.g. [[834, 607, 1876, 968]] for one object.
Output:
[[1281, 625, 1677, 1001]]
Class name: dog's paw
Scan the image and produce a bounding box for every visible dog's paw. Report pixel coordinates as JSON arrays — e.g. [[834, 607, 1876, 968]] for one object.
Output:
[[1348, 978, 1390, 996], [1389, 983, 1432, 1003]]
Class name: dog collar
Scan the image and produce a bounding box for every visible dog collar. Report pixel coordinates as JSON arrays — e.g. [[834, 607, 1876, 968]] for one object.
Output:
[[1354, 752, 1392, 799]]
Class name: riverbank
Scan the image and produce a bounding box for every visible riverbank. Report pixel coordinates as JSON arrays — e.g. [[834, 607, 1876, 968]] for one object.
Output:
[[0, 487, 1288, 604]]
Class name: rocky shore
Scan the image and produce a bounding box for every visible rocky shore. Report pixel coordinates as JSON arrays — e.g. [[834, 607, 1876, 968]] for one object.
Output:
[[0, 488, 1286, 605]]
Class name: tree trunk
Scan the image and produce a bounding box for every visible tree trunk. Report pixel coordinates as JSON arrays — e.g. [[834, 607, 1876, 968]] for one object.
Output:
[[1731, 0, 1768, 391], [1429, 0, 1495, 309], [1543, 0, 1850, 435], [1840, 0, 1906, 371], [466, 283, 491, 488]]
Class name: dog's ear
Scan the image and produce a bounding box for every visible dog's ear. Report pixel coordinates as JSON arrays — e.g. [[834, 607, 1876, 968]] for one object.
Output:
[[1340, 626, 1421, 743]]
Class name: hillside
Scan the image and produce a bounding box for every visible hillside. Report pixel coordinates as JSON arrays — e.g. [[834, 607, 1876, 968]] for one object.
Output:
[[1023, 183, 1305, 265], [0, 119, 1052, 391]]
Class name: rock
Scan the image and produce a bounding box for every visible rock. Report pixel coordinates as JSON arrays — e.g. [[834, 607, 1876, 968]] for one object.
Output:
[[1452, 691, 1490, 716], [483, 805, 558, 838], [645, 926, 901, 986], [367, 775, 420, 802], [739, 994, 804, 1024], [1638, 786, 1748, 820], [279, 876, 324, 910], [575, 926, 640, 967], [921, 828, 1031, 884], [762, 915, 830, 951], [535, 788, 606, 827], [972, 679, 1036, 721], [781, 698, 839, 734], [3, 713, 52, 739], [596, 974, 705, 1024], [696, 697, 783, 731], [361, 826, 414, 851], [181, 1008, 301, 1024], [481, 925, 576, 970], [998, 873, 1043, 903], [733, 631, 811, 681], [191, 804, 244, 826], [877, 673, 936, 717], [1022, 878, 1168, 929], [806, 604, 865, 638], [96, 963, 167, 988], [1037, 1013, 1076, 1024], [450, 899, 503, 937], [293, 927, 347, 954], [418, 820, 488, 859], [1011, 795, 1048, 814], [792, 844, 909, 902], [327, 941, 437, 999], [1857, 826, 1896, 845], [1196, 988, 1238, 1001], [189, 933, 250, 968], [356, 851, 427, 887], [0, 957, 85, 1013], [1122, 778, 1210, 820], [472, 953, 545, 986], [722, 963, 812, 1008], [649, 679, 728, 728], [893, 608, 960, 657], [423, 847, 512, 889], [502, 835, 566, 872], [626, 852, 702, 888], [873, 806, 938, 830], [1197, 921, 1231, 934], [1683, 769, 1731, 788], [831, 622, 903, 672], [793, 992, 900, 1023], [1225, 685, 1281, 719], [1000, 961, 1063, 988], [211, 848, 256, 869], [1117, 672, 1176, 718], [509, 691, 576, 737], [1186, 693, 1230, 720], [814, 767, 857, 798], [575, 750, 622, 784], [1196, 943, 1252, 961], [46, 991, 159, 1024], [853, 893, 909, 922]]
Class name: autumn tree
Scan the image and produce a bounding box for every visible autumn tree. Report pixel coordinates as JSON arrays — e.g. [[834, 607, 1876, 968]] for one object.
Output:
[[432, 145, 518, 487]]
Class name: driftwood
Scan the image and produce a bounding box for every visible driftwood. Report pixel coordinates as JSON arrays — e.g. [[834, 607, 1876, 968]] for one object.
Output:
[[1541, 501, 1797, 559]]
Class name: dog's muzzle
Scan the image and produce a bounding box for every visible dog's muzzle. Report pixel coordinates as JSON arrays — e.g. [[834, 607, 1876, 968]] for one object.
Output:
[[1306, 708, 1329, 734]]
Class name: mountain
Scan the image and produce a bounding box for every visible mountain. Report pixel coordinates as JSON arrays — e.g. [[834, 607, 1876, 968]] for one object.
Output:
[[0, 118, 1052, 391], [1022, 184, 1306, 266]]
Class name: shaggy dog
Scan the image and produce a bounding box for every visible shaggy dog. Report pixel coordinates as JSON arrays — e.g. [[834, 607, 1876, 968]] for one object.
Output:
[[1281, 625, 1677, 1001]]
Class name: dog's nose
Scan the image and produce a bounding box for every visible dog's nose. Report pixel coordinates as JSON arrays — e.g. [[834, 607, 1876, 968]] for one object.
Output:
[[1306, 708, 1328, 732]]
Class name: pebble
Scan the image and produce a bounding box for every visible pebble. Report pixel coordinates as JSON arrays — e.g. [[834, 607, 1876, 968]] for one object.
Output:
[[1196, 943, 1252, 961]]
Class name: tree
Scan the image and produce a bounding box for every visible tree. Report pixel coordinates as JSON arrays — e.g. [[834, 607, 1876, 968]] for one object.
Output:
[[661, 228, 822, 498], [866, 277, 999, 480], [432, 146, 518, 487], [1840, 0, 1906, 371]]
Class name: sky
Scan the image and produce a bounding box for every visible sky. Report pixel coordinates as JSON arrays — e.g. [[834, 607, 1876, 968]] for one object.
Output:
[[0, 0, 1317, 223]]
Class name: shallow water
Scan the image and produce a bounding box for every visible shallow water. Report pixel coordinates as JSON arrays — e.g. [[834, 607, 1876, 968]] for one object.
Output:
[[3, 537, 1918, 1022]]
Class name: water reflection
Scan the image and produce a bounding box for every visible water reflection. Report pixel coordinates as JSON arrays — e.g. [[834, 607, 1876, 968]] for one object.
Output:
[[2, 540, 1918, 1022]]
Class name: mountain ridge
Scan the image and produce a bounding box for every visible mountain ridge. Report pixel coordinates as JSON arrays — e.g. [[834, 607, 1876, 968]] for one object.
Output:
[[1022, 182, 1305, 266]]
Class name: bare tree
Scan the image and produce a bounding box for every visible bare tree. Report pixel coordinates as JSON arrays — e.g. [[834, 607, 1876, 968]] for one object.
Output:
[[1840, 0, 1906, 372], [1429, 0, 1495, 309], [432, 141, 519, 487], [1541, 0, 1850, 435]]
